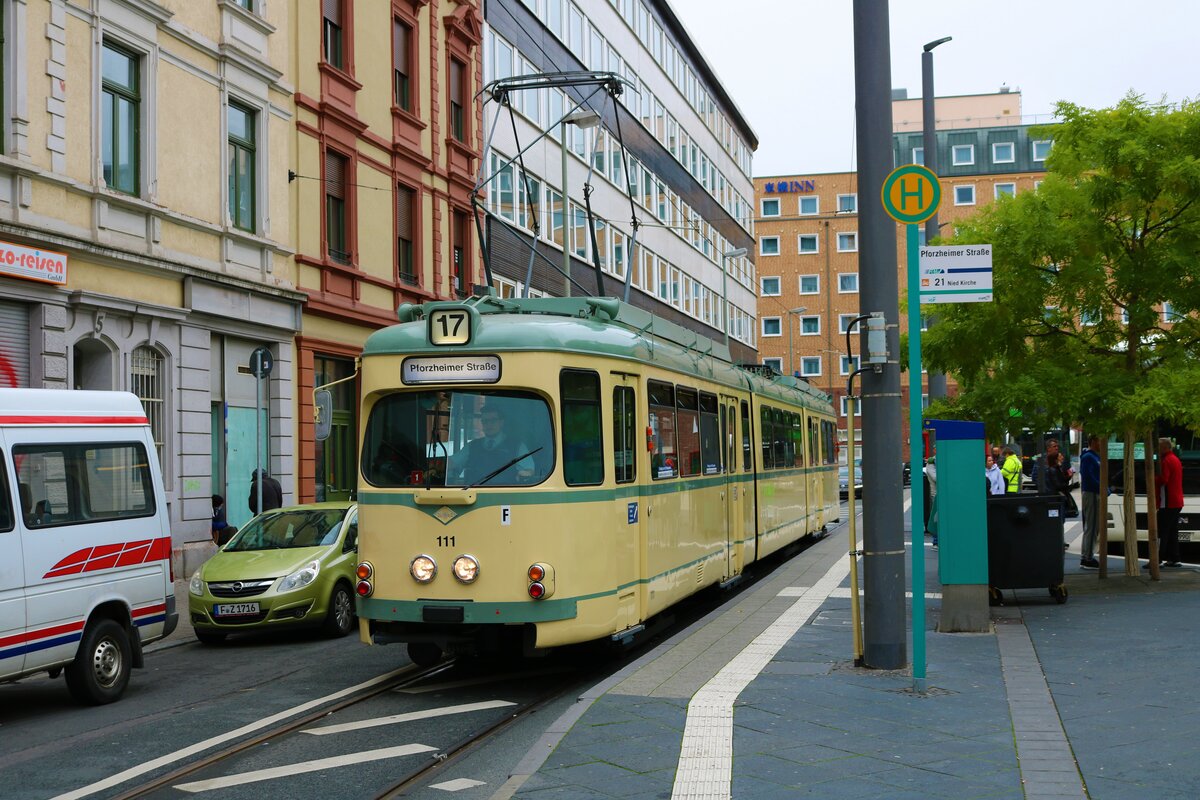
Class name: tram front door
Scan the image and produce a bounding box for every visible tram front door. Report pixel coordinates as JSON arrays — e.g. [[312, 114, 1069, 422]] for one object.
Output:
[[721, 395, 745, 580]]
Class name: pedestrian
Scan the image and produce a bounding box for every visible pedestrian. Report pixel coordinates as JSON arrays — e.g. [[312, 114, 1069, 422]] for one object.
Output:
[[1078, 435, 1103, 569], [248, 468, 283, 515], [985, 454, 1005, 496], [1039, 439, 1077, 512], [923, 456, 938, 547], [1155, 437, 1184, 568], [211, 494, 229, 545], [1000, 446, 1023, 493]]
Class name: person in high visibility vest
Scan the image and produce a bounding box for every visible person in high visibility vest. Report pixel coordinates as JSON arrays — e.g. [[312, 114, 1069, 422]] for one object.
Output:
[[1000, 446, 1023, 493]]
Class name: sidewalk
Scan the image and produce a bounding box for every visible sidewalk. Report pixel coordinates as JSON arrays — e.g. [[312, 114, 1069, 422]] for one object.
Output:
[[501, 511, 1200, 800], [145, 578, 195, 654]]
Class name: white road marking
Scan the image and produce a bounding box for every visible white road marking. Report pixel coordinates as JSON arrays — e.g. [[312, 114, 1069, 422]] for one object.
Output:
[[828, 588, 942, 600], [671, 557, 849, 800], [174, 743, 437, 793], [433, 778, 487, 792], [50, 667, 413, 800], [303, 700, 516, 735]]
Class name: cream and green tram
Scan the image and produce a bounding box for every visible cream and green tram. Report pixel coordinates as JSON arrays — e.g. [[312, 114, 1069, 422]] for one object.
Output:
[[349, 297, 838, 665]]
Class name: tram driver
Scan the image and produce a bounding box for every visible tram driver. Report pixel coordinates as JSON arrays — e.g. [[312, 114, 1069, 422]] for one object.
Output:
[[447, 405, 537, 485]]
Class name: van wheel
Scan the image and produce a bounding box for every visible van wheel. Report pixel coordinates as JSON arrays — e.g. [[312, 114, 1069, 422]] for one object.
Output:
[[65, 619, 132, 705], [408, 642, 442, 667], [323, 583, 355, 638], [195, 630, 227, 645]]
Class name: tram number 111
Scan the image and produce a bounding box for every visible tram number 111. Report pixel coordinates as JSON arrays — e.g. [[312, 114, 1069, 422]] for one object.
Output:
[[429, 309, 471, 346], [437, 536, 456, 547]]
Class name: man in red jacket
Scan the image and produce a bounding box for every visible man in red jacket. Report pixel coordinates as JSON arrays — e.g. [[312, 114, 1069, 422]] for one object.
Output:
[[1155, 437, 1184, 568]]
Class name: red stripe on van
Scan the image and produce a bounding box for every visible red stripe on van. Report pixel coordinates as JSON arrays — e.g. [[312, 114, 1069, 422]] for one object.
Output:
[[132, 602, 166, 619], [0, 415, 149, 425], [43, 537, 172, 579], [0, 619, 85, 649]]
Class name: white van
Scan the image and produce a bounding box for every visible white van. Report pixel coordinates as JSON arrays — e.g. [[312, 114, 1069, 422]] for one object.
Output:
[[0, 389, 178, 704]]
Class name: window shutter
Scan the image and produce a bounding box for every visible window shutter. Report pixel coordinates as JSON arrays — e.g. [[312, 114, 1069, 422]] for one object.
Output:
[[325, 151, 345, 199], [396, 185, 413, 239], [323, 0, 340, 24], [394, 20, 409, 73]]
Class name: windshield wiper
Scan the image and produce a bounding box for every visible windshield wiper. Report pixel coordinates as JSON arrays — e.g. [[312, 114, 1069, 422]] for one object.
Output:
[[465, 447, 544, 490]]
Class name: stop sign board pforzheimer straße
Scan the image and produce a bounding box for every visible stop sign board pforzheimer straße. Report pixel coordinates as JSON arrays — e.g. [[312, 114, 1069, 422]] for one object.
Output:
[[881, 164, 941, 225]]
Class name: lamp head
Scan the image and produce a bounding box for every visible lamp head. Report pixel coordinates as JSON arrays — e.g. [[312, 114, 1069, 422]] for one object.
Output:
[[924, 36, 952, 52], [722, 247, 748, 259], [563, 108, 602, 129]]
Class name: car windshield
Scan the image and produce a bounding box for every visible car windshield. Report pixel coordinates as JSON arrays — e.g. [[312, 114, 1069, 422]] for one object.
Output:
[[225, 508, 347, 552], [362, 389, 554, 488]]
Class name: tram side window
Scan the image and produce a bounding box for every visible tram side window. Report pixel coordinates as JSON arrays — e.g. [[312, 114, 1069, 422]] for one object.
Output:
[[649, 380, 677, 479], [699, 393, 720, 475], [823, 420, 836, 464], [676, 388, 701, 477], [741, 401, 752, 472], [792, 413, 804, 467], [772, 408, 787, 467], [809, 418, 819, 466], [613, 386, 636, 484], [561, 370, 603, 486], [760, 405, 774, 469]]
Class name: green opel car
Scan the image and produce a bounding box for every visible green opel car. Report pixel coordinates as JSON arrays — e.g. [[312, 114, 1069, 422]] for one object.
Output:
[[188, 502, 358, 643]]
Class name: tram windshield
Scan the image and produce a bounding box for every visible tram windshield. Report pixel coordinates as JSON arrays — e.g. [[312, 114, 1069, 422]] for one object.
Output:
[[363, 390, 554, 488]]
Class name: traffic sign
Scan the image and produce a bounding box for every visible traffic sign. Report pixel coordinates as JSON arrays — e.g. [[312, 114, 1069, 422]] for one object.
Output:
[[881, 164, 941, 224], [918, 244, 993, 303], [250, 346, 273, 378]]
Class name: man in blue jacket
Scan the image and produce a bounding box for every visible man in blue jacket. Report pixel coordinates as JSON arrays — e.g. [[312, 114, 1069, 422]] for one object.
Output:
[[1079, 435, 1102, 569]]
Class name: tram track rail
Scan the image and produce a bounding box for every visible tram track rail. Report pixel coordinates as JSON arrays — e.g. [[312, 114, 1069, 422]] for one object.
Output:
[[107, 661, 457, 800]]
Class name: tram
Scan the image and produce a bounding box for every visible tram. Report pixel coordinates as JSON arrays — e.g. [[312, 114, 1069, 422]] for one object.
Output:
[[334, 295, 840, 665]]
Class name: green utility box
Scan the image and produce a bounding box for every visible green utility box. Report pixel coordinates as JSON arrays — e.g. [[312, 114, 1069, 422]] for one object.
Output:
[[925, 420, 989, 631]]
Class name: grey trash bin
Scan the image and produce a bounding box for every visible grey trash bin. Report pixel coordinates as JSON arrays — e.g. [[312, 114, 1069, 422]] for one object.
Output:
[[986, 493, 1068, 604]]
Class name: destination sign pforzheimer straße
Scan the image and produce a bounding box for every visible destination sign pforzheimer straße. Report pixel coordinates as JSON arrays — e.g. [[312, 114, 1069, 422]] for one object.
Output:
[[918, 244, 993, 304]]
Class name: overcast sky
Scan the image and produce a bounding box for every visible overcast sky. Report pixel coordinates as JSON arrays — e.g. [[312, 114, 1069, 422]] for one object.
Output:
[[678, 0, 1199, 177]]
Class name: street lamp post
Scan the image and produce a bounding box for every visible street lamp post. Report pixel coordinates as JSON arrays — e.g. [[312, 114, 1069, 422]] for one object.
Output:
[[785, 306, 808, 377], [721, 246, 748, 347], [923, 36, 951, 400]]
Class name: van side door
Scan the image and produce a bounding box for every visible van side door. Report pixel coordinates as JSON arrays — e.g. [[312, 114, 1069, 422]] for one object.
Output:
[[0, 436, 26, 679]]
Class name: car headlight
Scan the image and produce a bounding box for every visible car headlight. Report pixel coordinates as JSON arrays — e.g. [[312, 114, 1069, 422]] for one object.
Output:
[[189, 570, 205, 597], [278, 560, 321, 592]]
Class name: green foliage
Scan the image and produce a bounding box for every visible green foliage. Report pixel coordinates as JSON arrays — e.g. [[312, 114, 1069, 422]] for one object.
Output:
[[923, 94, 1200, 439]]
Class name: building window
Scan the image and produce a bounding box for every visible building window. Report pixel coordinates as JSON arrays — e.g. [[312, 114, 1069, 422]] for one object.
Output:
[[131, 345, 165, 463], [800, 357, 821, 377], [799, 274, 819, 294], [761, 198, 780, 217], [393, 18, 412, 111], [1032, 140, 1052, 161], [227, 101, 255, 232], [951, 144, 974, 166], [912, 146, 924, 165], [396, 183, 416, 285], [798, 234, 818, 254], [838, 314, 858, 334], [323, 0, 344, 70], [761, 316, 782, 337], [836, 232, 857, 252], [798, 195, 818, 215], [762, 357, 782, 374], [838, 273, 858, 293], [837, 194, 857, 213], [840, 355, 860, 375], [1080, 308, 1100, 327], [992, 142, 1015, 163], [1163, 302, 1182, 322], [840, 396, 860, 418], [994, 183, 1016, 199], [800, 316, 820, 335], [101, 41, 140, 196], [760, 236, 780, 256], [325, 150, 350, 265], [449, 58, 466, 142], [760, 276, 781, 296], [954, 184, 975, 206]]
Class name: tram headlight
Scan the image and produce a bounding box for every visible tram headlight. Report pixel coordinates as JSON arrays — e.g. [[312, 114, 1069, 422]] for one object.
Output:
[[410, 554, 437, 583], [452, 555, 480, 584]]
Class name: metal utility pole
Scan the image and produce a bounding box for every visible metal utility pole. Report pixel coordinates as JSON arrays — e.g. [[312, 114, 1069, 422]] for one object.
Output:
[[852, 0, 906, 670], [922, 37, 951, 400]]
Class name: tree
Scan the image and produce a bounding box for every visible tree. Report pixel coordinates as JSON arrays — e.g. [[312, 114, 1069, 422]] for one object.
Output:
[[922, 95, 1200, 576]]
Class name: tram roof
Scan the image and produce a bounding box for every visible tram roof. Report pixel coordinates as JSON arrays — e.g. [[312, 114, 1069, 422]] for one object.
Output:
[[364, 296, 831, 411]]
